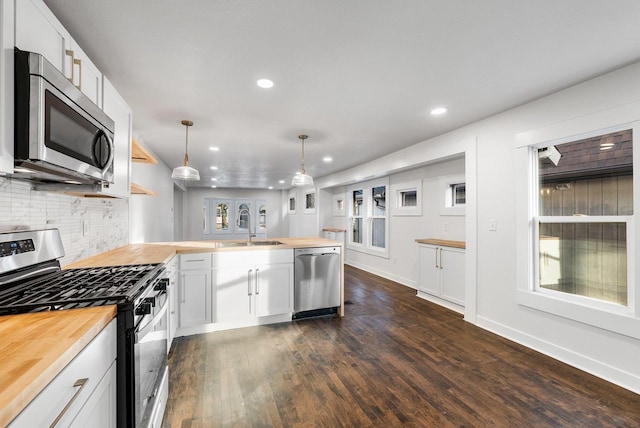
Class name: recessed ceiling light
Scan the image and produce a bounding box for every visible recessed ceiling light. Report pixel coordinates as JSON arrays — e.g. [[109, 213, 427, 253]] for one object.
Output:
[[278, 180, 285, 184], [211, 185, 217, 188], [257, 79, 274, 89], [210, 178, 217, 181], [209, 146, 220, 151], [323, 156, 332, 162], [210, 166, 218, 170], [430, 107, 447, 115], [268, 186, 274, 190]]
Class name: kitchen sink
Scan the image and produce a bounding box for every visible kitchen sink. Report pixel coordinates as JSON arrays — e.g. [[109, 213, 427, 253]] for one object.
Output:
[[215, 240, 283, 248], [250, 240, 283, 246]]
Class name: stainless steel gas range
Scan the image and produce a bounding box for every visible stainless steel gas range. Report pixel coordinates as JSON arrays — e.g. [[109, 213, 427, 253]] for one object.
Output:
[[0, 229, 169, 427]]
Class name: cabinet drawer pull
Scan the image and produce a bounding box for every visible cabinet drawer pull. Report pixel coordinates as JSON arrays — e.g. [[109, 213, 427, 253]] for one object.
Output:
[[185, 259, 205, 263], [49, 377, 88, 427]]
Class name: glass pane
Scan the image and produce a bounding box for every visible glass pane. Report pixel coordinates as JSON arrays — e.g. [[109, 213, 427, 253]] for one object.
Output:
[[352, 218, 362, 244], [372, 186, 386, 216], [289, 197, 295, 211], [237, 203, 250, 230], [539, 129, 633, 216], [371, 218, 385, 248], [216, 203, 228, 230], [453, 184, 465, 206], [258, 205, 266, 229], [306, 192, 315, 209], [353, 190, 363, 216], [400, 190, 417, 207], [539, 222, 627, 305]]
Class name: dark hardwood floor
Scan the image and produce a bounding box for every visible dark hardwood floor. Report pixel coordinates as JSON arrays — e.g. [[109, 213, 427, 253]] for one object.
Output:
[[163, 265, 640, 427]]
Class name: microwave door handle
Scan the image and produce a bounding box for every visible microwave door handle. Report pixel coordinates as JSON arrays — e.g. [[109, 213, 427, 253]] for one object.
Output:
[[92, 130, 114, 174]]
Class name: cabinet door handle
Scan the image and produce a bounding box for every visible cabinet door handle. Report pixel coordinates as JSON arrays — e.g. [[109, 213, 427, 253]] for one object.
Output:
[[64, 49, 75, 83], [439, 248, 443, 270], [181, 278, 186, 303], [248, 269, 253, 295], [73, 57, 82, 90], [255, 268, 260, 295], [50, 378, 88, 427], [435, 247, 438, 269]]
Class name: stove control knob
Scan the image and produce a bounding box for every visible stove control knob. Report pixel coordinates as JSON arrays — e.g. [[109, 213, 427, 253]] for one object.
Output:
[[135, 303, 152, 316], [154, 278, 169, 291]]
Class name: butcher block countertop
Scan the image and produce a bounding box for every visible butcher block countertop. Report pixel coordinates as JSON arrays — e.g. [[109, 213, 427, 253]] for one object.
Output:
[[65, 237, 342, 268], [0, 306, 116, 426], [415, 238, 466, 249]]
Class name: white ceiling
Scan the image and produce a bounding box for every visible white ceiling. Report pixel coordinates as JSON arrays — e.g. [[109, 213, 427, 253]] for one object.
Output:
[[44, 0, 640, 189]]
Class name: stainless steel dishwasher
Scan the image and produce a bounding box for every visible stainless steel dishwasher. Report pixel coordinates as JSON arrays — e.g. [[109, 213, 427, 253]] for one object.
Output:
[[293, 246, 341, 319]]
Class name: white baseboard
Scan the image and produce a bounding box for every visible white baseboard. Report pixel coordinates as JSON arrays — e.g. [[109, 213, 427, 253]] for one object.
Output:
[[416, 290, 464, 315], [476, 316, 640, 396], [175, 313, 293, 338], [345, 260, 416, 289]]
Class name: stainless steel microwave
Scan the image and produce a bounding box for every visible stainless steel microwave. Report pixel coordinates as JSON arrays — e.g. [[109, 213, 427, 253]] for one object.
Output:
[[13, 48, 115, 184]]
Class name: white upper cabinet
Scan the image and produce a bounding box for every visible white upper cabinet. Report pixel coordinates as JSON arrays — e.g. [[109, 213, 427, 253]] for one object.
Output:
[[0, 0, 15, 173], [15, 0, 71, 75], [15, 0, 102, 106], [100, 77, 131, 198], [69, 40, 102, 106]]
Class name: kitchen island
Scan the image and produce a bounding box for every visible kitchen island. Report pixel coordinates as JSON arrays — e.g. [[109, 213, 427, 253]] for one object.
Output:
[[65, 237, 345, 318], [0, 237, 342, 426]]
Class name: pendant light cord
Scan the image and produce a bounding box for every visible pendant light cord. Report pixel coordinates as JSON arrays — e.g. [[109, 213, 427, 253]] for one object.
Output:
[[299, 134, 308, 174]]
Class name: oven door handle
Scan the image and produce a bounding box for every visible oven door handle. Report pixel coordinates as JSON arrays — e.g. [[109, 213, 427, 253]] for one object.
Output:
[[135, 295, 168, 343]]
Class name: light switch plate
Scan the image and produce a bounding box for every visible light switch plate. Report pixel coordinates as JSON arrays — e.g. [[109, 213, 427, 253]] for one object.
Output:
[[489, 219, 497, 231]]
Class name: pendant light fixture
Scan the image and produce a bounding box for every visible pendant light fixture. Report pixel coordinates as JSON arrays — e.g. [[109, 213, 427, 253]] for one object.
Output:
[[291, 134, 314, 187], [171, 120, 200, 181]]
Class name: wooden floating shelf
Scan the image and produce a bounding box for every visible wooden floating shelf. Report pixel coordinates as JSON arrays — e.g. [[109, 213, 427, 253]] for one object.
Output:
[[131, 139, 158, 164], [130, 182, 158, 196]]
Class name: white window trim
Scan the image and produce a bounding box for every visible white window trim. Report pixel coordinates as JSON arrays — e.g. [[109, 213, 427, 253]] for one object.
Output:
[[391, 179, 422, 216], [347, 176, 390, 258], [516, 115, 640, 340], [438, 174, 465, 216]]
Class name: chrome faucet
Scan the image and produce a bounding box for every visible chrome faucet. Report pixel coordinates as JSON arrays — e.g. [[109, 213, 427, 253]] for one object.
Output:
[[238, 208, 255, 244]]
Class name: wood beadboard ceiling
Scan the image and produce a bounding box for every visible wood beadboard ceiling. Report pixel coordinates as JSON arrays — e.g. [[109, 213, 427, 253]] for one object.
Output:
[[43, 0, 640, 189]]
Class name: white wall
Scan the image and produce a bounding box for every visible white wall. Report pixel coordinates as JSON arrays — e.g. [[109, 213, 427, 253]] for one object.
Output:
[[321, 157, 465, 287], [305, 60, 640, 394], [286, 186, 320, 237], [129, 140, 175, 243], [183, 188, 284, 241]]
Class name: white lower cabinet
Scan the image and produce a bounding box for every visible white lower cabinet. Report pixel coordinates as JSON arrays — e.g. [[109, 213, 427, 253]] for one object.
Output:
[[417, 244, 465, 310], [168, 256, 179, 350], [213, 249, 293, 325], [10, 319, 117, 427], [179, 253, 212, 328]]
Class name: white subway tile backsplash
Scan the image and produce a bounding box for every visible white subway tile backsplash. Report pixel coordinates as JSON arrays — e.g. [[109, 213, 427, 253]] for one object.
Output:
[[0, 177, 128, 266]]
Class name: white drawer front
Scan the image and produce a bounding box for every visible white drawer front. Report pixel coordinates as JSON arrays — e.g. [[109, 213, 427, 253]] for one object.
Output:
[[212, 249, 293, 267], [10, 319, 117, 427], [180, 253, 212, 270]]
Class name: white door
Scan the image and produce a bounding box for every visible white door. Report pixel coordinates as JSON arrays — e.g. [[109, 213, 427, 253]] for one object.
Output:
[[440, 248, 465, 306], [213, 266, 252, 322], [255, 264, 293, 317], [179, 270, 211, 328], [418, 245, 440, 295]]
